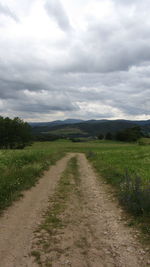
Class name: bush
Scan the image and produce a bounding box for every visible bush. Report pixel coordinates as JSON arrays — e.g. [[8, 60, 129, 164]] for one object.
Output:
[[98, 134, 104, 140], [105, 132, 113, 140], [116, 126, 143, 142], [119, 171, 150, 216], [86, 150, 96, 159]]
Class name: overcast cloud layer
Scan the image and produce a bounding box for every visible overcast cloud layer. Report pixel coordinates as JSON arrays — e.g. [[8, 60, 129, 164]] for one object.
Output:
[[0, 0, 150, 121]]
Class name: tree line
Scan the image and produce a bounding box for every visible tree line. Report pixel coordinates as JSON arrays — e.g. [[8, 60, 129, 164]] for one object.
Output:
[[0, 116, 32, 149], [98, 126, 144, 142]]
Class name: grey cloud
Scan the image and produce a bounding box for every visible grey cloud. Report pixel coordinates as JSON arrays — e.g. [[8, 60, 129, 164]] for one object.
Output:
[[45, 0, 72, 32], [61, 70, 150, 118], [0, 82, 79, 115], [0, 61, 149, 119], [0, 0, 150, 121], [56, 21, 150, 73], [48, 0, 150, 74], [12, 101, 78, 113], [113, 0, 142, 5], [0, 3, 18, 22]]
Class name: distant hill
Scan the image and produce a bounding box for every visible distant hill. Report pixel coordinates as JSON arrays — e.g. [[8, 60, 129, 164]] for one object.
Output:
[[29, 119, 84, 127], [133, 120, 150, 126], [30, 119, 150, 138]]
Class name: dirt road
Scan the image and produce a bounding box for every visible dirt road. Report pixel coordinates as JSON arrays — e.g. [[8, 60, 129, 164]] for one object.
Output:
[[0, 153, 149, 267], [0, 154, 72, 267]]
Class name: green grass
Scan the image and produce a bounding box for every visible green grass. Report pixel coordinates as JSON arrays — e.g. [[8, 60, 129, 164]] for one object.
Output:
[[45, 127, 87, 136], [64, 140, 150, 236], [1, 139, 150, 235], [0, 141, 65, 212], [65, 140, 150, 185], [1, 140, 150, 214], [138, 138, 150, 145]]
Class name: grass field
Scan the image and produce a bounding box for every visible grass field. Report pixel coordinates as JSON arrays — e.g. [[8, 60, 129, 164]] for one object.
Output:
[[45, 127, 87, 136], [0, 141, 66, 212], [66, 140, 150, 185], [0, 140, 150, 227], [66, 140, 150, 218]]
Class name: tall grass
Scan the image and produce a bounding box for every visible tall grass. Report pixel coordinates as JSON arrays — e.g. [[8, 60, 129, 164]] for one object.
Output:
[[0, 142, 65, 212], [119, 171, 150, 216], [1, 139, 150, 235], [65, 140, 150, 232]]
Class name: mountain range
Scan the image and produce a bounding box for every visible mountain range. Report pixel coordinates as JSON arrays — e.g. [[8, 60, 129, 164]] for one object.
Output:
[[30, 119, 150, 138]]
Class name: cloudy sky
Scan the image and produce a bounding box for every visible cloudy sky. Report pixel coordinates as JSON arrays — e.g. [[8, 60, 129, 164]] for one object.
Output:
[[0, 0, 150, 122]]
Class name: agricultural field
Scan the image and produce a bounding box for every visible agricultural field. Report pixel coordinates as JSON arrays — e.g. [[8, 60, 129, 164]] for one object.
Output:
[[66, 140, 150, 220], [0, 139, 150, 266], [0, 141, 66, 212], [44, 127, 87, 136], [67, 140, 150, 185], [0, 139, 150, 217]]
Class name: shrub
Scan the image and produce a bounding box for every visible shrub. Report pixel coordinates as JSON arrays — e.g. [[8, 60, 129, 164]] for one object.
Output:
[[86, 150, 96, 159], [98, 134, 104, 140], [119, 170, 150, 216], [105, 132, 113, 140]]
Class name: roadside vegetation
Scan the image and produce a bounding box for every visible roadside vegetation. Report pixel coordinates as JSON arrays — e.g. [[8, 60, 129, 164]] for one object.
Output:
[[0, 142, 65, 213], [66, 140, 150, 236], [0, 137, 150, 238], [85, 143, 150, 211]]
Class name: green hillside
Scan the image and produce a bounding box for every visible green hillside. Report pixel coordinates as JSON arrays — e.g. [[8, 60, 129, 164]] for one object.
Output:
[[32, 120, 141, 137], [43, 127, 88, 137]]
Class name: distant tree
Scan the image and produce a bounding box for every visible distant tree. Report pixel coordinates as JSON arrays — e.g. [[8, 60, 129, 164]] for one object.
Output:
[[115, 126, 143, 142], [0, 116, 32, 149], [34, 133, 60, 142], [105, 132, 113, 140], [98, 133, 104, 140]]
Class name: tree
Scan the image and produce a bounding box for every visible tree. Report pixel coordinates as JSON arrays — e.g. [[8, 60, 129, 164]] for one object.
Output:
[[105, 132, 113, 140], [115, 126, 143, 142], [98, 133, 104, 140], [0, 116, 32, 149]]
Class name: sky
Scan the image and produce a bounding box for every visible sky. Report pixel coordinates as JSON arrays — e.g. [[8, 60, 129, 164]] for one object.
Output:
[[0, 0, 150, 122]]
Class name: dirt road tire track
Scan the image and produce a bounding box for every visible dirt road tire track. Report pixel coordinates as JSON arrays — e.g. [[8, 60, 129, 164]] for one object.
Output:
[[0, 154, 73, 267]]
